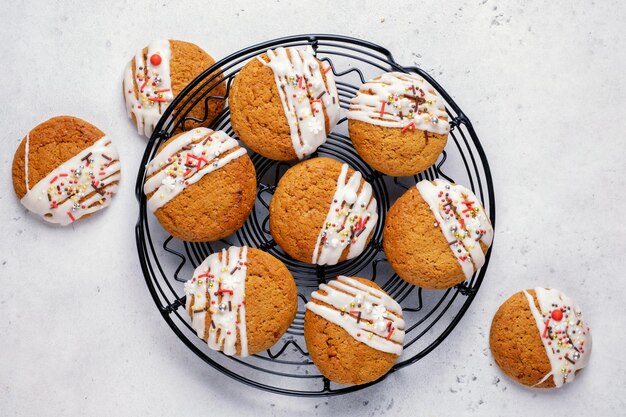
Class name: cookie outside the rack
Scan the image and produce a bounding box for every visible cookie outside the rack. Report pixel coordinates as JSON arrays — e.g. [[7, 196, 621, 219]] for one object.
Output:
[[490, 288, 592, 388], [383, 179, 493, 289], [229, 47, 341, 160], [348, 72, 449, 176], [304, 276, 405, 385], [269, 157, 378, 266], [12, 116, 121, 225], [184, 246, 298, 356], [143, 128, 256, 242], [123, 39, 225, 138]]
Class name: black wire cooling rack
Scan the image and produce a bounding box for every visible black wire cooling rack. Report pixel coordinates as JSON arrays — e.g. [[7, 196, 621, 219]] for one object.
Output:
[[134, 34, 496, 397]]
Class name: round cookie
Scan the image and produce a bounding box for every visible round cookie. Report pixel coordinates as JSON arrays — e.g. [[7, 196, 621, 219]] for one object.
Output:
[[304, 276, 405, 385], [184, 246, 298, 356], [490, 288, 592, 388], [143, 128, 256, 242], [12, 116, 121, 225], [384, 178, 493, 289], [229, 46, 340, 160], [269, 157, 378, 265], [123, 39, 225, 138], [348, 71, 449, 176]]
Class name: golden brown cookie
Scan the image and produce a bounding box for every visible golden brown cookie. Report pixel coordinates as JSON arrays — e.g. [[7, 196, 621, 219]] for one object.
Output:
[[348, 71, 449, 176], [185, 246, 298, 356], [123, 39, 225, 138], [143, 128, 256, 242], [384, 179, 493, 289], [269, 157, 377, 265], [304, 276, 405, 385], [229, 47, 340, 160], [12, 116, 121, 225], [490, 288, 592, 388]]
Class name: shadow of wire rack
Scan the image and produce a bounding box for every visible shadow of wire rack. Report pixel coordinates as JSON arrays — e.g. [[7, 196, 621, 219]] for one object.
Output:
[[134, 34, 496, 397]]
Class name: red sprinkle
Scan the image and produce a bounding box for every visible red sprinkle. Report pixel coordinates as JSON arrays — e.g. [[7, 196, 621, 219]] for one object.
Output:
[[542, 319, 550, 338], [50, 176, 59, 184], [140, 77, 149, 92], [148, 97, 167, 102], [67, 211, 76, 222], [551, 309, 563, 321], [380, 101, 386, 118], [324, 66, 331, 74], [386, 327, 395, 340], [150, 54, 162, 66], [401, 121, 415, 133]]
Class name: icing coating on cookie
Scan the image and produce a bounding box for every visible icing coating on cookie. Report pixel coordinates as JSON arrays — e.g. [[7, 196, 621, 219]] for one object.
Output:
[[416, 179, 493, 279], [258, 46, 340, 159], [306, 276, 405, 355], [184, 246, 249, 356], [522, 288, 592, 388], [312, 163, 377, 265], [20, 136, 120, 225], [348, 71, 449, 135], [143, 128, 247, 212], [123, 39, 174, 137]]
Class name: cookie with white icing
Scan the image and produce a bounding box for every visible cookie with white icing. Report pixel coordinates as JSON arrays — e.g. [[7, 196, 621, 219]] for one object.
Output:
[[348, 71, 449, 176], [123, 39, 225, 138], [143, 128, 256, 242], [490, 288, 592, 388], [304, 276, 405, 385], [229, 46, 340, 160], [269, 157, 378, 265], [12, 116, 121, 225], [384, 179, 493, 289], [185, 246, 298, 356]]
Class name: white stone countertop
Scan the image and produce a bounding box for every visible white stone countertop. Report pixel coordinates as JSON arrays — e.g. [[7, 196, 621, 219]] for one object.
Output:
[[1, 0, 624, 416]]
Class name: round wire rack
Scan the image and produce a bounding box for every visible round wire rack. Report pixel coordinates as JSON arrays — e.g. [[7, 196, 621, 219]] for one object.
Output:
[[135, 34, 496, 397]]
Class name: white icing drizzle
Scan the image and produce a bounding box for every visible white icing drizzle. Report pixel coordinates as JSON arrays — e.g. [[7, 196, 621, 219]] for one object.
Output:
[[306, 276, 405, 355], [20, 136, 120, 226], [311, 163, 378, 266], [258, 46, 340, 159], [348, 71, 449, 135], [143, 128, 247, 212], [522, 288, 592, 388], [184, 246, 249, 356], [123, 39, 174, 137], [416, 179, 493, 279]]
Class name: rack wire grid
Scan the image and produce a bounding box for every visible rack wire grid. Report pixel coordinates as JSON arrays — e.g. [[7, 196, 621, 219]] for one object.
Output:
[[135, 34, 496, 397]]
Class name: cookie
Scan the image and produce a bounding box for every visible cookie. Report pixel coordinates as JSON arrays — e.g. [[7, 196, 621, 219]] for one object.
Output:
[[269, 157, 377, 265], [304, 276, 405, 385], [490, 288, 592, 388], [123, 39, 225, 137], [184, 246, 298, 356], [348, 71, 449, 176], [229, 46, 340, 160], [384, 178, 493, 289], [143, 128, 256, 242], [12, 116, 121, 225]]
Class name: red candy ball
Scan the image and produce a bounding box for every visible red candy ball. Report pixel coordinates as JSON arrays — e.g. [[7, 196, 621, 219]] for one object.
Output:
[[551, 309, 563, 321], [150, 54, 162, 66]]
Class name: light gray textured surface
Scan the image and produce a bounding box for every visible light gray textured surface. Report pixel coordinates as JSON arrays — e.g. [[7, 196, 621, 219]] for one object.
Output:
[[1, 0, 625, 415]]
